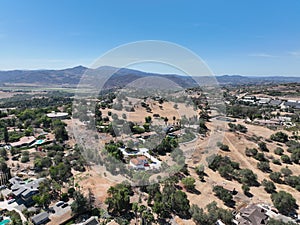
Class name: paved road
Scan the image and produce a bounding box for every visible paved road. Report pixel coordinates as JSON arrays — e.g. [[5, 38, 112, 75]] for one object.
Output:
[[0, 200, 27, 223]]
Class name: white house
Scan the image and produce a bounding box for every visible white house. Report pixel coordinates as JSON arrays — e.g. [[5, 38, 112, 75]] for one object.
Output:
[[130, 156, 148, 169]]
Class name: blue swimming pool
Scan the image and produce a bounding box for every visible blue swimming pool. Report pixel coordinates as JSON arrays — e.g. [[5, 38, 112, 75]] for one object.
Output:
[[31, 139, 45, 146], [0, 219, 11, 225], [35, 139, 45, 145]]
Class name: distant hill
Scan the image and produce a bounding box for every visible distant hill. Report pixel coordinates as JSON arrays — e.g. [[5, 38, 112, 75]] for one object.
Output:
[[0, 66, 299, 88]]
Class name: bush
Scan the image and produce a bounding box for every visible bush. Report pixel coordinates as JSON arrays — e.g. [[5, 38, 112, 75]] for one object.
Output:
[[262, 179, 276, 193], [269, 172, 282, 183], [254, 152, 268, 162], [238, 169, 258, 186], [257, 161, 271, 173], [242, 184, 250, 194], [281, 155, 291, 164], [258, 142, 269, 152], [274, 147, 284, 155], [280, 167, 292, 177], [272, 159, 281, 165], [182, 177, 196, 191], [291, 148, 300, 164], [60, 193, 69, 202], [284, 176, 300, 188], [213, 186, 233, 205], [245, 148, 258, 157], [217, 142, 230, 151], [270, 132, 289, 143]]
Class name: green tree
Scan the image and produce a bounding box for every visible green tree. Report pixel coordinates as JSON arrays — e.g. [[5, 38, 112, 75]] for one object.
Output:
[[190, 204, 209, 224], [271, 132, 289, 143], [105, 183, 132, 216], [182, 177, 196, 191], [268, 218, 298, 225], [49, 162, 71, 182], [270, 172, 282, 183], [239, 168, 258, 186], [262, 179, 276, 193], [195, 164, 205, 181], [257, 161, 271, 173], [32, 193, 50, 208], [171, 190, 190, 218], [274, 147, 284, 155], [258, 142, 269, 152], [141, 209, 155, 225], [20, 151, 30, 163], [3, 126, 9, 143], [242, 184, 250, 195], [213, 186, 233, 206], [281, 155, 291, 164], [281, 167, 292, 177], [291, 148, 300, 164], [271, 191, 297, 215], [71, 191, 88, 215]]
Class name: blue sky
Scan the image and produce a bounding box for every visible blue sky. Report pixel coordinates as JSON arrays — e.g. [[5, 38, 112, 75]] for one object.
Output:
[[0, 0, 300, 75]]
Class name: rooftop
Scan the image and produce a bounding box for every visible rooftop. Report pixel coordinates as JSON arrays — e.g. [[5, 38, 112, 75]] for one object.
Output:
[[31, 212, 49, 225], [10, 136, 36, 147], [46, 111, 68, 118]]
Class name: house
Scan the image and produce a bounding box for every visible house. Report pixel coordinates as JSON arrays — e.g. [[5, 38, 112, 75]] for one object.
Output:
[[9, 177, 45, 206], [253, 119, 280, 126], [269, 99, 282, 107], [46, 111, 68, 119], [234, 205, 268, 225], [81, 216, 99, 225], [130, 156, 148, 169], [284, 101, 300, 109], [31, 212, 49, 225], [216, 220, 226, 225], [258, 98, 271, 105], [10, 136, 36, 148]]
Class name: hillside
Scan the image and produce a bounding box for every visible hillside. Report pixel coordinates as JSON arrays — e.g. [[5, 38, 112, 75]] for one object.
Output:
[[0, 66, 300, 88]]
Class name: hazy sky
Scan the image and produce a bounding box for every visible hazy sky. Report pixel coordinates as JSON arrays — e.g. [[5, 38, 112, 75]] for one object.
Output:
[[0, 0, 300, 75]]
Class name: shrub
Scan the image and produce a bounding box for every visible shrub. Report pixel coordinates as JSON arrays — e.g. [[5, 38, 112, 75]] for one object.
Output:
[[258, 142, 269, 152], [274, 147, 284, 155], [281, 155, 291, 164], [269, 172, 282, 183], [262, 179, 276, 193], [217, 142, 230, 151], [245, 148, 258, 157], [272, 159, 281, 165], [280, 167, 292, 177], [257, 161, 271, 173], [270, 132, 289, 143]]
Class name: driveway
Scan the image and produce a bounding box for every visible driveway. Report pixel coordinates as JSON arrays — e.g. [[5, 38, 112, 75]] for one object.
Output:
[[0, 200, 27, 223]]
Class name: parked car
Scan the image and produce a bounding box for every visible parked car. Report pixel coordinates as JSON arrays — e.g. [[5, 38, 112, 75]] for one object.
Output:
[[56, 201, 64, 207], [8, 199, 15, 204], [48, 207, 55, 213], [61, 203, 68, 208]]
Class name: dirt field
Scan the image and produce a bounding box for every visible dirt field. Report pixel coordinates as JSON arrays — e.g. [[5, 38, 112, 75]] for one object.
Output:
[[74, 168, 116, 207], [101, 97, 198, 125], [0, 91, 16, 99], [184, 118, 300, 214]]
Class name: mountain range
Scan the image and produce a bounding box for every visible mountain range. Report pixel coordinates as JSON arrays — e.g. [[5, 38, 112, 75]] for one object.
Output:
[[0, 66, 299, 88]]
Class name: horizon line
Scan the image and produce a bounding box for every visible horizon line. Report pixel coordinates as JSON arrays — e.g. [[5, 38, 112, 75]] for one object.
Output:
[[0, 65, 299, 78]]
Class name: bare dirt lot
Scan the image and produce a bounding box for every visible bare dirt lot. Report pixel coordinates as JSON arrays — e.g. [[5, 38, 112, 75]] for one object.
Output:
[[185, 118, 300, 214]]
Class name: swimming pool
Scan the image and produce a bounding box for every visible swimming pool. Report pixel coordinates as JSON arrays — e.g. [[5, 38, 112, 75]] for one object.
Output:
[[35, 139, 45, 145], [31, 139, 45, 146], [0, 219, 11, 225]]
